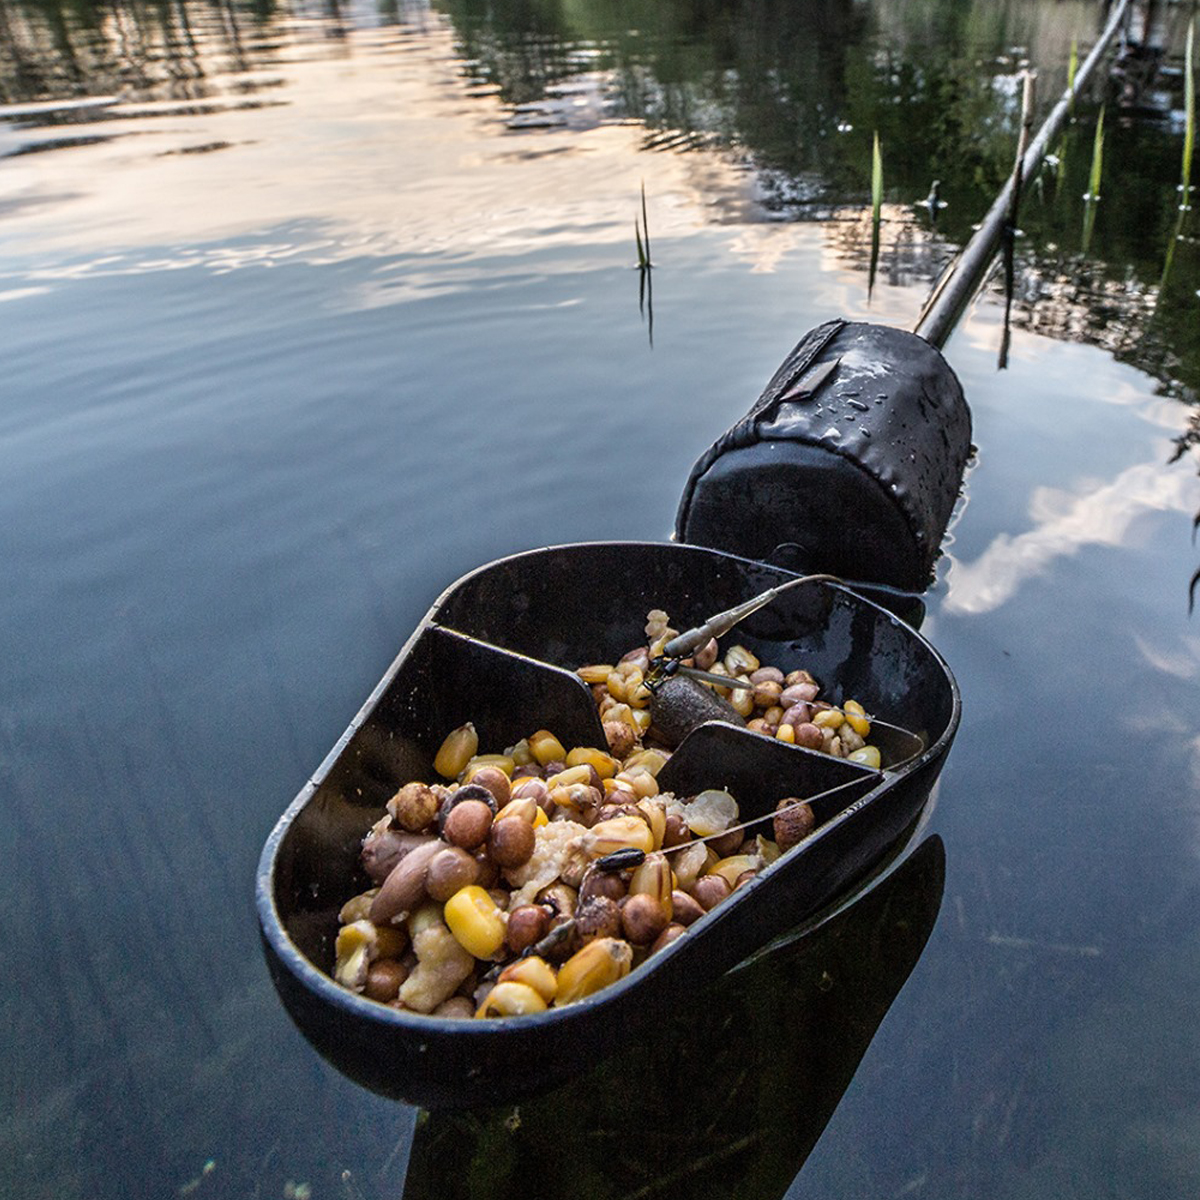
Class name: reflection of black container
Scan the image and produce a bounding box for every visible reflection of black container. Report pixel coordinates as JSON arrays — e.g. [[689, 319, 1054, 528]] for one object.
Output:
[[402, 834, 946, 1200], [676, 319, 972, 592]]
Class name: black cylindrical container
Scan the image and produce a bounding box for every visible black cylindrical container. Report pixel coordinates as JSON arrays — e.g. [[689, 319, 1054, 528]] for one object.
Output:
[[675, 319, 972, 592]]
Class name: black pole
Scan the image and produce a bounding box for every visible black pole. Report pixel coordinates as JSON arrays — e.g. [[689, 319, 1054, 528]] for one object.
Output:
[[915, 0, 1133, 350]]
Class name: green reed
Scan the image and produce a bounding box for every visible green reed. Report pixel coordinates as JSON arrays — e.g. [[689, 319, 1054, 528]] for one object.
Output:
[[635, 181, 652, 269], [868, 131, 882, 297], [1067, 38, 1078, 116], [1181, 20, 1195, 212], [1160, 20, 1196, 293], [1081, 105, 1105, 253]]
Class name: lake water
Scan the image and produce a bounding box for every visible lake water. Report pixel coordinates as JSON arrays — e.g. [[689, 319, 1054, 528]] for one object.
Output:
[[3, 1, 1199, 1197]]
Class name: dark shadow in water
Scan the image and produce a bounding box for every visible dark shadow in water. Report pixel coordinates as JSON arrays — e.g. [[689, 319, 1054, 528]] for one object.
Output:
[[401, 832, 945, 1200]]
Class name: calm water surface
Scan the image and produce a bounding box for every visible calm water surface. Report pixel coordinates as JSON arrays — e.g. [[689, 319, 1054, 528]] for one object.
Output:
[[3, 1, 1199, 1197]]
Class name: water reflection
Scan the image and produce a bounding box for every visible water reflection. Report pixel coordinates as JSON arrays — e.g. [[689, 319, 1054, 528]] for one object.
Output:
[[2, 0, 1196, 393], [2, 2, 1200, 1193], [402, 833, 946, 1200]]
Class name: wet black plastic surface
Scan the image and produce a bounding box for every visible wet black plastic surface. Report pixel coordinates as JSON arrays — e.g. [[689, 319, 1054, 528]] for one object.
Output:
[[257, 542, 960, 1108], [676, 321, 973, 590]]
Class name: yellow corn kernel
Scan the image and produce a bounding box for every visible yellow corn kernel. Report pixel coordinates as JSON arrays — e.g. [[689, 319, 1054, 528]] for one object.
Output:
[[551, 782, 598, 814], [724, 645, 760, 675], [604, 670, 629, 702], [629, 852, 673, 917], [577, 664, 615, 685], [496, 796, 539, 824], [756, 835, 781, 865], [813, 708, 845, 730], [730, 682, 755, 718], [507, 738, 535, 767], [434, 722, 479, 780], [580, 815, 655, 858], [627, 680, 652, 709], [528, 729, 567, 766], [462, 754, 515, 780], [443, 886, 507, 959], [614, 767, 658, 799], [764, 705, 785, 726], [565, 747, 620, 779], [630, 707, 653, 734], [776, 723, 796, 744], [849, 745, 882, 769], [532, 806, 549, 828], [602, 701, 635, 727], [636, 798, 667, 850], [334, 920, 377, 991], [707, 854, 760, 888], [624, 749, 669, 777], [476, 981, 548, 1018], [669, 842, 710, 891], [546, 764, 593, 791], [843, 700, 871, 737], [556, 937, 633, 1005], [497, 955, 558, 1004]]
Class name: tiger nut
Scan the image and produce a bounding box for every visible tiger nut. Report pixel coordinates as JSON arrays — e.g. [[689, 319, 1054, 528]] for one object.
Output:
[[488, 816, 536, 869], [621, 893, 669, 945], [369, 838, 443, 925], [468, 766, 511, 808], [792, 722, 824, 750], [781, 681, 820, 706], [361, 829, 435, 885], [425, 846, 480, 902], [649, 923, 687, 954], [364, 959, 409, 1003], [575, 895, 623, 943], [579, 866, 627, 905], [473, 847, 501, 890], [749, 666, 784, 685], [691, 873, 732, 911], [708, 828, 745, 858], [442, 799, 493, 850], [662, 813, 690, 848], [773, 799, 816, 851], [387, 782, 440, 832], [505, 904, 550, 954], [670, 889, 705, 926]]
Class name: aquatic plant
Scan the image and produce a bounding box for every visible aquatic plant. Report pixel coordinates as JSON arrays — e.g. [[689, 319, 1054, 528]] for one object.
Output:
[[1067, 38, 1078, 117], [1181, 20, 1195, 214], [1157, 21, 1195, 294], [868, 131, 882, 298], [1081, 105, 1105, 254], [635, 180, 652, 269]]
